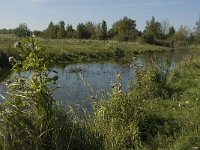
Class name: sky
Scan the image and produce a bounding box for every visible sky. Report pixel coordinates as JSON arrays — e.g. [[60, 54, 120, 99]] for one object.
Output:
[[0, 0, 200, 31]]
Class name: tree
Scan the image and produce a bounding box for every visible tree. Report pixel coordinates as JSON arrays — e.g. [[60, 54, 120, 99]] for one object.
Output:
[[161, 18, 170, 36], [44, 21, 59, 39], [194, 16, 200, 44], [100, 20, 107, 40], [172, 25, 190, 48], [0, 28, 9, 34], [96, 20, 107, 40], [57, 20, 66, 39], [66, 24, 75, 38], [15, 23, 31, 37], [168, 26, 176, 37], [84, 21, 96, 39], [33, 30, 42, 37], [174, 25, 190, 41], [76, 23, 86, 39], [111, 16, 137, 41], [142, 16, 162, 44]]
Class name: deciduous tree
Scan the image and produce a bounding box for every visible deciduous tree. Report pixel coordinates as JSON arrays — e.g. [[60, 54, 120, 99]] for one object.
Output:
[[57, 20, 66, 39], [111, 16, 137, 41], [15, 23, 30, 37], [142, 16, 162, 44]]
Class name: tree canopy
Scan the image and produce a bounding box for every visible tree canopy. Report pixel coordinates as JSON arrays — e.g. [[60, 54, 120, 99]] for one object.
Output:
[[15, 23, 30, 37], [2, 15, 199, 47]]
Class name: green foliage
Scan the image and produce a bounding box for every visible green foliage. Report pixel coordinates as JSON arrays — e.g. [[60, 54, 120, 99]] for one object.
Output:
[[0, 37, 58, 149], [91, 54, 200, 149], [100, 20, 108, 40], [142, 16, 162, 44], [171, 25, 190, 48], [111, 16, 138, 41], [76, 23, 86, 39], [168, 26, 176, 37], [0, 37, 101, 149], [91, 62, 178, 149], [92, 75, 142, 149], [14, 23, 31, 37], [57, 21, 66, 39], [76, 22, 96, 39], [96, 20, 108, 40], [42, 21, 66, 39], [0, 28, 15, 34], [194, 16, 200, 44], [1, 16, 198, 47], [160, 18, 170, 36], [43, 21, 58, 39], [33, 30, 42, 37], [66, 24, 75, 38], [84, 22, 96, 39], [1, 36, 200, 149], [133, 61, 171, 99], [0, 34, 173, 65], [114, 47, 124, 57]]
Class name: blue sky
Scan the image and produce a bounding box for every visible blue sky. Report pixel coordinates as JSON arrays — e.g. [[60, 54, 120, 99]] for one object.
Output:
[[0, 0, 199, 31]]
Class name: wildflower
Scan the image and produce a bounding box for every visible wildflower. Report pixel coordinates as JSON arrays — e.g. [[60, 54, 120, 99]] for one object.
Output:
[[32, 33, 36, 38], [14, 41, 22, 48], [18, 77, 26, 84], [8, 56, 15, 63], [185, 101, 189, 104], [116, 74, 122, 81], [28, 42, 34, 50], [118, 89, 123, 94], [192, 146, 199, 150]]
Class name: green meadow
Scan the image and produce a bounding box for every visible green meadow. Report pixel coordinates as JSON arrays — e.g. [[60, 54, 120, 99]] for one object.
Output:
[[0, 34, 173, 64]]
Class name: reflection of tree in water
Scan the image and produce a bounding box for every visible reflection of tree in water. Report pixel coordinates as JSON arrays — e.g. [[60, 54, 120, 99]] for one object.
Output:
[[0, 51, 10, 68], [139, 49, 189, 68], [0, 68, 10, 83], [0, 50, 11, 82]]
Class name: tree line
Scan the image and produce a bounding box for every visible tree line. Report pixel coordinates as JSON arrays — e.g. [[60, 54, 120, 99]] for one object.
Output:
[[1, 16, 200, 47]]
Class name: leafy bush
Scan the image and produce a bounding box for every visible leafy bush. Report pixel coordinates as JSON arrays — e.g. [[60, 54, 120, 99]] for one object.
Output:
[[0, 37, 101, 150]]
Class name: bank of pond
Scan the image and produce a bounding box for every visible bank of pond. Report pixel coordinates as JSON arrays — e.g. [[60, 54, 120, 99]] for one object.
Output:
[[0, 37, 174, 65]]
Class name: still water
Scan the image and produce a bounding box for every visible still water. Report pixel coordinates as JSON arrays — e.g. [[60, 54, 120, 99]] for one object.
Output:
[[0, 50, 188, 105]]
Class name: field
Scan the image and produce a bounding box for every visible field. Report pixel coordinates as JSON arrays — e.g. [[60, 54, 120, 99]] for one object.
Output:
[[0, 34, 173, 64]]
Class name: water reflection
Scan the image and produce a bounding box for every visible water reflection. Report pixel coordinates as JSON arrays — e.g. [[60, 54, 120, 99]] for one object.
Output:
[[53, 63, 136, 105], [0, 49, 188, 104], [0, 68, 10, 102], [53, 49, 188, 105]]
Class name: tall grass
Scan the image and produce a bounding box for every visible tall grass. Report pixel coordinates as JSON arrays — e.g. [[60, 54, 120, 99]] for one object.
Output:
[[90, 53, 200, 149]]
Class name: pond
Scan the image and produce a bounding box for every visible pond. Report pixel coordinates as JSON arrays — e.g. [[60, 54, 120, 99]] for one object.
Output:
[[0, 49, 188, 105]]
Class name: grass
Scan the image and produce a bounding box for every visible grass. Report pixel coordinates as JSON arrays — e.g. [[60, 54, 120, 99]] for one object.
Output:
[[90, 48, 200, 149], [0, 34, 173, 65], [1, 36, 200, 149]]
